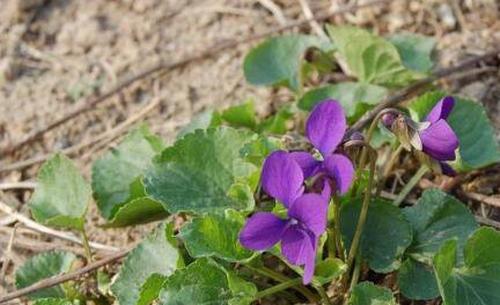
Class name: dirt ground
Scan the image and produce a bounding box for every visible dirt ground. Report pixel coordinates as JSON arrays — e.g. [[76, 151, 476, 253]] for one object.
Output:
[[0, 0, 499, 301]]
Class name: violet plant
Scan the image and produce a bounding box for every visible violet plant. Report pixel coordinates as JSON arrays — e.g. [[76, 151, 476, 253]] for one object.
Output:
[[9, 25, 500, 305]]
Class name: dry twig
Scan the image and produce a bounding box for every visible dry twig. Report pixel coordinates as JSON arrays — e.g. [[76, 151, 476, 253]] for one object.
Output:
[[0, 99, 160, 173], [257, 0, 287, 25], [0, 0, 390, 157], [0, 181, 36, 191], [298, 0, 327, 38], [0, 249, 129, 303], [0, 201, 119, 252]]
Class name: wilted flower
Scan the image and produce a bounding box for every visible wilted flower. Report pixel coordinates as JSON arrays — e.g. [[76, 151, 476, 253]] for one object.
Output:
[[239, 151, 329, 284], [290, 100, 355, 195]]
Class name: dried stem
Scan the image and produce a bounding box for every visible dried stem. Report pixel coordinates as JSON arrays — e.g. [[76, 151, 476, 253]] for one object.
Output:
[[0, 249, 129, 303]]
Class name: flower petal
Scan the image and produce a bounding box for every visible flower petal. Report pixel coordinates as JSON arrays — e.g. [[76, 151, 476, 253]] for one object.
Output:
[[425, 96, 455, 123], [420, 119, 459, 161], [306, 100, 347, 156], [288, 194, 328, 236], [323, 154, 355, 195], [281, 226, 316, 284], [239, 212, 287, 251], [289, 151, 321, 178], [261, 151, 304, 207]]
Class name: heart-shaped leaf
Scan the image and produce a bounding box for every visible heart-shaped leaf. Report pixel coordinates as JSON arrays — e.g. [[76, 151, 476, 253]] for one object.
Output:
[[110, 223, 182, 305], [144, 127, 257, 214], [297, 82, 387, 117], [433, 227, 500, 305], [244, 35, 329, 92], [92, 126, 167, 226], [408, 91, 500, 171], [327, 25, 422, 87], [388, 33, 435, 73], [402, 189, 478, 263], [30, 154, 91, 231], [347, 282, 396, 305], [15, 251, 77, 299], [159, 258, 256, 305], [398, 258, 440, 300], [340, 197, 412, 273], [137, 274, 167, 305], [221, 100, 258, 130], [177, 110, 222, 139], [179, 209, 253, 262]]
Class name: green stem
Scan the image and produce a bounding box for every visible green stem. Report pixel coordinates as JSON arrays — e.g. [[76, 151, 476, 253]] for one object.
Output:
[[346, 153, 376, 274], [377, 144, 403, 196], [254, 278, 303, 300], [244, 265, 318, 304], [327, 227, 336, 259], [332, 196, 345, 261], [348, 252, 362, 293], [393, 165, 429, 206], [80, 227, 93, 264]]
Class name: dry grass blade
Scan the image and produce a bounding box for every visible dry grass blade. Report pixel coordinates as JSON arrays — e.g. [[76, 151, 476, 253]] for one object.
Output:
[[0, 98, 160, 173], [0, 201, 119, 252]]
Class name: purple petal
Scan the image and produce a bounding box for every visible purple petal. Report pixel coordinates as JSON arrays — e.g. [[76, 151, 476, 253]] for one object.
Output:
[[239, 212, 287, 251], [323, 154, 355, 195], [306, 100, 347, 156], [420, 120, 459, 161], [440, 162, 456, 176], [289, 152, 321, 178], [425, 96, 455, 123], [281, 226, 316, 284], [288, 194, 328, 236], [261, 151, 304, 207], [321, 180, 332, 201]]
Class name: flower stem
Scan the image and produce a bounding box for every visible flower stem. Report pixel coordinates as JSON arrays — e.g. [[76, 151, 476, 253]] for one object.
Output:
[[346, 150, 376, 274], [244, 264, 318, 304], [377, 144, 403, 196], [332, 195, 345, 261], [313, 283, 332, 305], [254, 278, 303, 300], [393, 164, 429, 206], [327, 227, 336, 259], [80, 228, 93, 264]]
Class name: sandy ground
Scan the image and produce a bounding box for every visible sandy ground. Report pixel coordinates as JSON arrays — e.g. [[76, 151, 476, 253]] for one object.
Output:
[[0, 0, 499, 300]]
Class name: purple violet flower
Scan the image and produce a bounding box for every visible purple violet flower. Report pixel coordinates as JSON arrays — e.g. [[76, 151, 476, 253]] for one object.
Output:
[[384, 96, 459, 175], [290, 100, 355, 195], [239, 151, 329, 284]]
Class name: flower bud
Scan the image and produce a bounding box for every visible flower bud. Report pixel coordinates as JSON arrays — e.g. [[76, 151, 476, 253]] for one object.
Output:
[[349, 131, 365, 141], [381, 112, 397, 129]]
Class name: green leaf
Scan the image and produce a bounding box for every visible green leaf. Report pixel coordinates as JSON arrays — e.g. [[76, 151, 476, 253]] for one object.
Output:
[[398, 258, 439, 300], [408, 91, 500, 170], [92, 126, 167, 226], [97, 270, 112, 296], [15, 251, 77, 299], [177, 110, 222, 139], [314, 258, 346, 284], [30, 154, 90, 231], [297, 82, 387, 115], [388, 33, 435, 73], [110, 223, 182, 305], [32, 299, 74, 305], [340, 197, 412, 273], [327, 25, 422, 87], [159, 258, 256, 305], [244, 35, 329, 92], [221, 101, 257, 129], [433, 227, 500, 305], [403, 189, 478, 262], [144, 127, 257, 214], [179, 209, 253, 262], [347, 282, 396, 305], [258, 106, 294, 134], [137, 274, 168, 305], [240, 135, 282, 166]]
